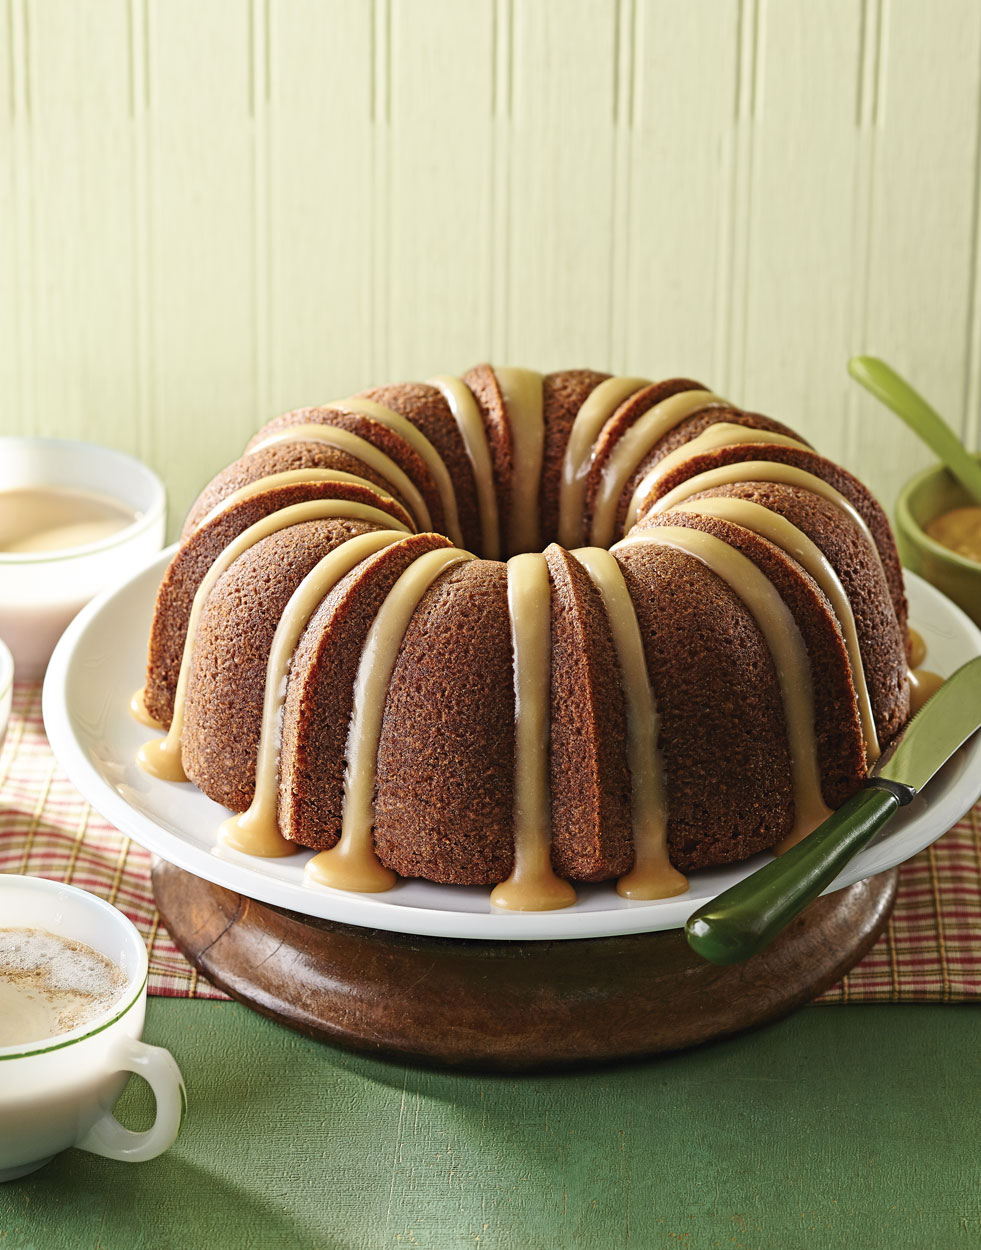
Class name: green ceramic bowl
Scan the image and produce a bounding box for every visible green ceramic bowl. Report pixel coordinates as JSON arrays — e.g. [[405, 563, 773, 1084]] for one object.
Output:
[[896, 456, 981, 627]]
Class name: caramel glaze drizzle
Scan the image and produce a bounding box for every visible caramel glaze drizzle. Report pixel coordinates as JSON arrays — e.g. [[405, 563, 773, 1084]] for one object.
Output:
[[494, 369, 545, 558], [558, 376, 651, 549], [129, 687, 163, 730], [138, 499, 411, 786], [249, 423, 433, 532], [428, 374, 502, 560], [906, 628, 944, 714], [615, 527, 833, 853], [306, 546, 476, 892], [219, 530, 410, 859], [590, 390, 726, 548], [908, 627, 927, 669], [573, 547, 688, 900], [649, 460, 886, 579], [672, 496, 881, 766], [328, 397, 465, 546], [624, 423, 811, 537], [490, 553, 577, 912], [194, 467, 402, 532]]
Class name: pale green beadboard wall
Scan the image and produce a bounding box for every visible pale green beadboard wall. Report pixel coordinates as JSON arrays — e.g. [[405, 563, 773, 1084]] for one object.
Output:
[[2, 0, 981, 532]]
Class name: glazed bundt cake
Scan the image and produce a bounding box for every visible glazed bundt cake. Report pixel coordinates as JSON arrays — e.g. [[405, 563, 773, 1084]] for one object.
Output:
[[134, 367, 913, 911]]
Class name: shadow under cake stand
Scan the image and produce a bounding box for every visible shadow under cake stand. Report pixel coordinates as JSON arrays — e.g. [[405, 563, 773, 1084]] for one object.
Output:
[[152, 861, 897, 1071]]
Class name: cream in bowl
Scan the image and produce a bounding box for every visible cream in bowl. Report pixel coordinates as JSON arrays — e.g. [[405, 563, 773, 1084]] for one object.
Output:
[[0, 440, 166, 679]]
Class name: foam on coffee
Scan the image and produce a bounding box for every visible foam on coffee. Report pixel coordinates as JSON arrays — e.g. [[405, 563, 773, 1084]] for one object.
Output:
[[0, 928, 128, 1048]]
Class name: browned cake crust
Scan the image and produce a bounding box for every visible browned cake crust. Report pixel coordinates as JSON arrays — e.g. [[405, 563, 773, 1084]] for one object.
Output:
[[182, 442, 415, 537], [642, 442, 908, 639], [248, 407, 447, 534], [676, 481, 910, 748], [461, 364, 511, 555], [614, 540, 796, 869], [144, 480, 413, 726], [359, 383, 483, 553], [373, 558, 515, 882], [640, 510, 867, 811], [612, 407, 807, 538], [540, 370, 610, 542], [544, 544, 632, 881], [181, 518, 382, 811], [278, 532, 455, 852]]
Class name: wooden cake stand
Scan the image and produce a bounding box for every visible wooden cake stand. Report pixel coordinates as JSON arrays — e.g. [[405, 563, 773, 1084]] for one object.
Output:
[[152, 861, 897, 1071]]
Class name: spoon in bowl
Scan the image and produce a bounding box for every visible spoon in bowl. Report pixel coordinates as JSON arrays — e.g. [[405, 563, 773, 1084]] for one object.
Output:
[[848, 355, 981, 503]]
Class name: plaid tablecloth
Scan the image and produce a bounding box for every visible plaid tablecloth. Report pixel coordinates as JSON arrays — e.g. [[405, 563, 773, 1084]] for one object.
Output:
[[2, 680, 980, 1003]]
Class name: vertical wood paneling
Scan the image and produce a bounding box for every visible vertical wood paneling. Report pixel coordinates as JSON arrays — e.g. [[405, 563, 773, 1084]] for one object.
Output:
[[0, 0, 27, 430], [387, 0, 495, 379], [146, 0, 255, 517], [854, 0, 981, 502], [266, 0, 374, 410], [741, 0, 864, 447], [621, 0, 739, 383], [25, 0, 137, 450], [3, 1, 981, 523], [506, 0, 618, 368]]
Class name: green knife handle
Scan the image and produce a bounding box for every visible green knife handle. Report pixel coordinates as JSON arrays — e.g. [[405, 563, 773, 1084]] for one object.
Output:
[[685, 781, 914, 966]]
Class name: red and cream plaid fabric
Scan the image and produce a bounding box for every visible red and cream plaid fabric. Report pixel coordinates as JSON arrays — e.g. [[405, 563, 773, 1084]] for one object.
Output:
[[1, 680, 979, 1003], [0, 683, 226, 1000]]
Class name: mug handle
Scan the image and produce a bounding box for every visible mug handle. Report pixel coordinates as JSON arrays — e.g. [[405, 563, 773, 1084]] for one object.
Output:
[[75, 1038, 186, 1163]]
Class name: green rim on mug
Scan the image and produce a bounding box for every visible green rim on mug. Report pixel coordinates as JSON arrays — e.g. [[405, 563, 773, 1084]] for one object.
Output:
[[0, 875, 150, 1062]]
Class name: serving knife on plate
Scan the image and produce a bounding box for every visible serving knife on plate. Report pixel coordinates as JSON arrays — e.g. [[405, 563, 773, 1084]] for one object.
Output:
[[685, 655, 981, 965]]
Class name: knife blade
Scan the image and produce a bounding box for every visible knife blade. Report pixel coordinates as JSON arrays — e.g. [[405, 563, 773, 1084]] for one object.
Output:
[[685, 655, 981, 965]]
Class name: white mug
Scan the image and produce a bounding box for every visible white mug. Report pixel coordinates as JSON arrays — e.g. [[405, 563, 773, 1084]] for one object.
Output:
[[0, 874, 186, 1181]]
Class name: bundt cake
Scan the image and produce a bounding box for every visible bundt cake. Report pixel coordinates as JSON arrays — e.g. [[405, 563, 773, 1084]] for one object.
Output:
[[133, 366, 913, 912]]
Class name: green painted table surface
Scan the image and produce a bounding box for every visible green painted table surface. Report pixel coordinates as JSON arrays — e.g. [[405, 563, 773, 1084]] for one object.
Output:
[[1, 1000, 979, 1250]]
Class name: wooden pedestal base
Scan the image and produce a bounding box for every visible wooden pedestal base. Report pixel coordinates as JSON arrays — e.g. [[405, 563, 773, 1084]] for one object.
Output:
[[152, 861, 897, 1071]]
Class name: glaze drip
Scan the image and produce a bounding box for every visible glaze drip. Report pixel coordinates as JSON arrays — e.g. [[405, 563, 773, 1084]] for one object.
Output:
[[624, 423, 811, 536], [672, 496, 880, 764], [250, 423, 432, 531], [306, 545, 476, 893], [219, 530, 409, 859], [558, 376, 651, 548], [330, 396, 465, 546], [590, 389, 726, 547], [573, 546, 688, 900], [428, 373, 501, 559], [491, 553, 577, 912], [196, 468, 402, 531], [495, 368, 545, 558], [615, 526, 833, 851], [138, 499, 411, 785], [647, 459, 884, 577]]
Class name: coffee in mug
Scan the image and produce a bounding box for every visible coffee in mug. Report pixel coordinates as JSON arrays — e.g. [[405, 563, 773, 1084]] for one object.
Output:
[[0, 875, 185, 1181], [0, 928, 127, 1048]]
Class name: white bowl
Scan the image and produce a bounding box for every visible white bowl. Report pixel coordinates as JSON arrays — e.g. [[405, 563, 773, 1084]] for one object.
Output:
[[0, 635, 12, 754], [0, 439, 166, 680]]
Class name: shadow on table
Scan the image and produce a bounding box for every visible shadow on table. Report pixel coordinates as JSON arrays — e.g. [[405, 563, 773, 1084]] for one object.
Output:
[[5, 1151, 357, 1250]]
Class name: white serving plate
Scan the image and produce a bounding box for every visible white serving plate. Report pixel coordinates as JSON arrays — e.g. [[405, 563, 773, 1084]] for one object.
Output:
[[42, 551, 981, 941]]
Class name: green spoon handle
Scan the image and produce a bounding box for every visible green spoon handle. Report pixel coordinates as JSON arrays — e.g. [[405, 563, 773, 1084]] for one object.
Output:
[[848, 355, 981, 504], [684, 782, 913, 965]]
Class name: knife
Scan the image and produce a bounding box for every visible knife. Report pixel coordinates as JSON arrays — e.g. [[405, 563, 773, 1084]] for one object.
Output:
[[685, 655, 981, 965]]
